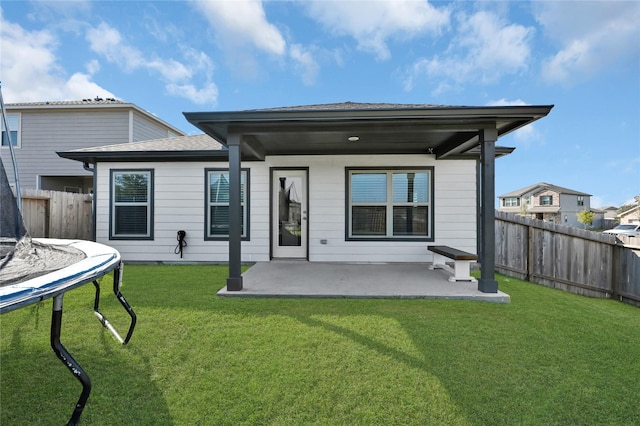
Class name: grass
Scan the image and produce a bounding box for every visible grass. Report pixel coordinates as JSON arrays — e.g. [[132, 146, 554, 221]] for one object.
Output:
[[1, 265, 639, 425]]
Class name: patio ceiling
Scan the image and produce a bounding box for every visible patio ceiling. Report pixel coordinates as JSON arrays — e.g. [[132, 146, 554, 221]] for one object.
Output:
[[184, 103, 554, 160]]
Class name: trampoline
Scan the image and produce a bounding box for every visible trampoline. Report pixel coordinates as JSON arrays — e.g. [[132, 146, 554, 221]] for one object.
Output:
[[1, 88, 136, 425]]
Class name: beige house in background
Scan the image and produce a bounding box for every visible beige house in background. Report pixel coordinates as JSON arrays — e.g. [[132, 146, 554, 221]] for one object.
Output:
[[618, 205, 640, 224], [498, 182, 592, 227]]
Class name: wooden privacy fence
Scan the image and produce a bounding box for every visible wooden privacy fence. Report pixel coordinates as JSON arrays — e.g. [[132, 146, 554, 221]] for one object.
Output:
[[20, 189, 93, 240], [495, 211, 640, 306]]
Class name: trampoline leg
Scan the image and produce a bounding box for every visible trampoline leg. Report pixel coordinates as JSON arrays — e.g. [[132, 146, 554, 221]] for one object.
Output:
[[51, 294, 91, 426], [93, 263, 137, 345]]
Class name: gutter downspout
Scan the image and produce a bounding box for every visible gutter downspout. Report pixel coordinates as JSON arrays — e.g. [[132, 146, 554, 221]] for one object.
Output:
[[83, 162, 97, 241]]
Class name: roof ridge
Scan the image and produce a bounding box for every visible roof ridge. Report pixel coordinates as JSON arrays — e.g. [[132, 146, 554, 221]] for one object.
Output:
[[7, 98, 126, 106], [249, 101, 455, 112]]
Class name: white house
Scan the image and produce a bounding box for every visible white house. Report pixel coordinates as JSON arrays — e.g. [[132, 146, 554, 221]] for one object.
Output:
[[59, 102, 553, 294]]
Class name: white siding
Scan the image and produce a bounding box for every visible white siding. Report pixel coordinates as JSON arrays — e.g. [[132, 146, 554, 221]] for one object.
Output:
[[96, 155, 477, 263]]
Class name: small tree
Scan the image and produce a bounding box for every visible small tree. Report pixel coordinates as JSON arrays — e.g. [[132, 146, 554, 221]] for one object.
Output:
[[577, 210, 595, 229]]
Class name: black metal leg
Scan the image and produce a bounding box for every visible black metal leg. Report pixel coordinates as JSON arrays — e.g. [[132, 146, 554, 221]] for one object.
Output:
[[50, 294, 91, 426], [93, 263, 137, 344]]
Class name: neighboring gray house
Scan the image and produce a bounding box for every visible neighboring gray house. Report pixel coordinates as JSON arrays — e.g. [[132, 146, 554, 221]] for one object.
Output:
[[591, 205, 619, 229], [498, 182, 592, 227], [1, 98, 185, 193], [59, 102, 553, 295]]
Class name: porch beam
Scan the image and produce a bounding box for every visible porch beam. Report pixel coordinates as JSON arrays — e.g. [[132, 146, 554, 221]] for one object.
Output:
[[241, 135, 265, 161], [226, 133, 243, 291], [478, 127, 498, 293]]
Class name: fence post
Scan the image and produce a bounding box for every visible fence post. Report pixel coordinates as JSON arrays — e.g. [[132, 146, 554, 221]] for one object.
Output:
[[527, 224, 534, 282], [611, 244, 619, 300]]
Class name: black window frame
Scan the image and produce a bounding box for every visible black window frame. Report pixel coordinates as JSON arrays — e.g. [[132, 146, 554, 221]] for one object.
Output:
[[540, 195, 553, 205], [204, 168, 250, 241], [109, 169, 154, 240], [345, 167, 434, 242], [1, 113, 20, 148], [503, 197, 520, 207]]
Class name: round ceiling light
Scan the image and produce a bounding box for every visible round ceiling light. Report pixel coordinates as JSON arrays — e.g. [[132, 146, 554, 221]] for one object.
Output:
[[347, 136, 360, 142]]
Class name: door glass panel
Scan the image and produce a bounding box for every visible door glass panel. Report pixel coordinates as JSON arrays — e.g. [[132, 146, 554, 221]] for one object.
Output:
[[278, 176, 302, 247]]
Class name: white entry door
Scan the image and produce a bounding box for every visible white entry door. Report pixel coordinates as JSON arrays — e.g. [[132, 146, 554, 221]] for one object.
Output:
[[272, 169, 308, 259]]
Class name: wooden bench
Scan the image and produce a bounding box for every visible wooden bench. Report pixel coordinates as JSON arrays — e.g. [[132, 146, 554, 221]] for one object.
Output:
[[428, 245, 478, 282]]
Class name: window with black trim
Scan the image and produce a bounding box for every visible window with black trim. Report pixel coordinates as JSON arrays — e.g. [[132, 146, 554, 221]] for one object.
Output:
[[110, 169, 153, 239], [205, 168, 249, 240], [540, 195, 553, 205], [1, 113, 20, 147], [347, 168, 433, 240], [503, 197, 519, 207], [577, 196, 584, 206]]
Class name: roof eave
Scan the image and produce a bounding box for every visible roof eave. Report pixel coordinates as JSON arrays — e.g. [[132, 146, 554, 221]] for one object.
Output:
[[57, 150, 229, 163]]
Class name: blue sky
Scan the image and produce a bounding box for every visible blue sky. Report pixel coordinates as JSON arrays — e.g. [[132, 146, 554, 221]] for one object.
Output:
[[1, 0, 638, 208]]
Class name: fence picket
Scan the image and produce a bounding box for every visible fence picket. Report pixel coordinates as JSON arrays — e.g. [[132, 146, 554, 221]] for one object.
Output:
[[19, 189, 92, 241], [495, 211, 639, 307]]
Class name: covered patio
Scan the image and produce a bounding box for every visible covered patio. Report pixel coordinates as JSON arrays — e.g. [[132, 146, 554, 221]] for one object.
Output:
[[219, 261, 510, 303], [185, 102, 553, 295]]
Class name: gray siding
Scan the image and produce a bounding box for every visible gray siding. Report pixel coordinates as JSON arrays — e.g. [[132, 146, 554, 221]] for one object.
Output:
[[1, 110, 130, 189], [131, 111, 174, 141]]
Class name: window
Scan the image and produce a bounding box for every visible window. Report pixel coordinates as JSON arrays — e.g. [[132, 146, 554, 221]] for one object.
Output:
[[205, 168, 249, 240], [577, 196, 584, 206], [347, 168, 433, 240], [1, 113, 20, 147], [540, 195, 553, 206], [503, 197, 519, 207], [110, 170, 153, 239]]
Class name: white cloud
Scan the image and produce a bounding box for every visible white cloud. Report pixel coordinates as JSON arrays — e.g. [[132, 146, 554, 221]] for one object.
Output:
[[534, 1, 640, 84], [193, 0, 286, 56], [486, 98, 527, 107], [85, 22, 217, 105], [304, 0, 450, 60], [166, 82, 218, 105], [85, 59, 100, 75], [65, 72, 116, 99], [486, 98, 542, 146], [86, 22, 145, 71], [289, 44, 320, 86], [404, 10, 533, 92], [0, 11, 114, 102]]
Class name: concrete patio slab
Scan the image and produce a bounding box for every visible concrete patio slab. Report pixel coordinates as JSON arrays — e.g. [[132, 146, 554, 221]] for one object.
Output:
[[217, 261, 510, 303]]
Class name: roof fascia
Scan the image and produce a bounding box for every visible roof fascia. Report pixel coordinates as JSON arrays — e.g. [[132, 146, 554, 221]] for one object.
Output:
[[183, 105, 553, 151], [186, 105, 553, 122], [57, 150, 228, 163]]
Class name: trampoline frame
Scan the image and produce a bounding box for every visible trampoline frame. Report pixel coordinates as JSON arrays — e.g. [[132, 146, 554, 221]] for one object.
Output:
[[1, 239, 137, 426]]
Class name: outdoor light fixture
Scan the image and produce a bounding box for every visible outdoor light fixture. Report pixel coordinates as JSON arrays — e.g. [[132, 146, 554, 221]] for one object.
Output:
[[347, 136, 360, 142]]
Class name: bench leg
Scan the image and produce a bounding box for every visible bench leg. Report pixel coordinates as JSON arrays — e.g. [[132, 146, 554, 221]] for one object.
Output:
[[428, 253, 447, 271], [450, 260, 476, 282]]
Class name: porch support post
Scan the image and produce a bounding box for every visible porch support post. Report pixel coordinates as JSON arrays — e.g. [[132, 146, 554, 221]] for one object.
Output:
[[226, 133, 243, 291], [478, 127, 498, 293]]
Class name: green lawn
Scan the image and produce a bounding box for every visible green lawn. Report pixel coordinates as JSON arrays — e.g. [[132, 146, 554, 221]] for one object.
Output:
[[1, 265, 639, 425]]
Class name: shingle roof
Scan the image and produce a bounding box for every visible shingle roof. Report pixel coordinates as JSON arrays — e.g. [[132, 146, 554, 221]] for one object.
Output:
[[69, 133, 223, 153], [57, 134, 226, 163], [499, 182, 592, 198], [6, 98, 125, 107], [251, 101, 452, 112]]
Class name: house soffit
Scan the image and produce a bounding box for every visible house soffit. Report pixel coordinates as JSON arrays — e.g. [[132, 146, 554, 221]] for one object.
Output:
[[184, 104, 553, 160]]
